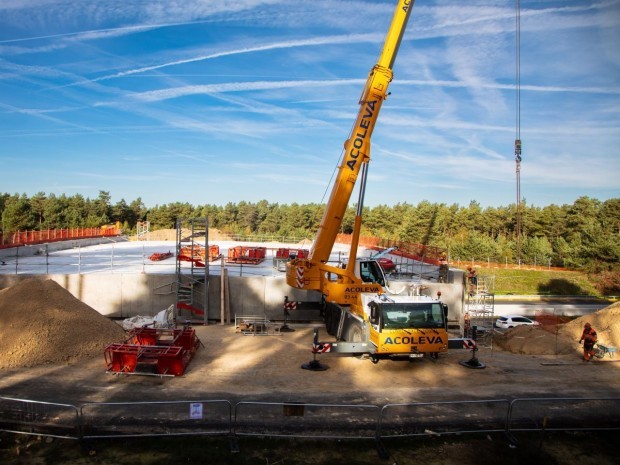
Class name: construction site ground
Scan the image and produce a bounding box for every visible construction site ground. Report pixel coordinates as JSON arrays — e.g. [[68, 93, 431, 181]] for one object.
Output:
[[1, 279, 620, 464], [2, 323, 620, 406], [1, 324, 620, 465]]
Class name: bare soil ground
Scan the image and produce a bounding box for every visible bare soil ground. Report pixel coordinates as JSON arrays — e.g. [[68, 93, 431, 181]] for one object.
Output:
[[1, 279, 619, 464]]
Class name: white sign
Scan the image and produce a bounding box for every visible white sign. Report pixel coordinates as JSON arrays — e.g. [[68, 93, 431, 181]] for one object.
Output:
[[189, 402, 203, 419]]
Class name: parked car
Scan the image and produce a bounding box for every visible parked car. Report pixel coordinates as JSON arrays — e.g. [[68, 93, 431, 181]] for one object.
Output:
[[495, 315, 540, 329]]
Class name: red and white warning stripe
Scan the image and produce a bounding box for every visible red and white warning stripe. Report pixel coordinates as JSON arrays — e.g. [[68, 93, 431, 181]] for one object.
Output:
[[296, 267, 304, 288], [462, 339, 476, 350], [312, 343, 332, 353]]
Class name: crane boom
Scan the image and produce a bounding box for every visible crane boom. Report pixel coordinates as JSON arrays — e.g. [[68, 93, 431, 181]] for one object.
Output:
[[310, 0, 414, 264], [286, 0, 415, 305]]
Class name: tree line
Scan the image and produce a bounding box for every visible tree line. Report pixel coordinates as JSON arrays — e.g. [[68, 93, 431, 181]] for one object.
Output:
[[1, 191, 618, 275]]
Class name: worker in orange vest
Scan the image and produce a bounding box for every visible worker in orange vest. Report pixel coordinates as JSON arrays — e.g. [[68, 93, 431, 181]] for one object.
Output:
[[579, 322, 598, 361]]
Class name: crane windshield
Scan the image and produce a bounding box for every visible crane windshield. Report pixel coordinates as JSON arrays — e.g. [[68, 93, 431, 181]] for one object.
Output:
[[381, 303, 445, 330]]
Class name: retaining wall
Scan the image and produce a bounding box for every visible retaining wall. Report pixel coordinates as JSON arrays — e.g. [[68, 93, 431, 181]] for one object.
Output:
[[0, 272, 465, 324]]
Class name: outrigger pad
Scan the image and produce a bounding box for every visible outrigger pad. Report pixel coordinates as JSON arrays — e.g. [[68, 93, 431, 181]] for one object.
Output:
[[459, 358, 486, 369], [301, 360, 328, 371]]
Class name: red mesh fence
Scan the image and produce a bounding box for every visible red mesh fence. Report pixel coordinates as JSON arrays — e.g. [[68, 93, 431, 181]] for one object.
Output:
[[0, 227, 121, 249]]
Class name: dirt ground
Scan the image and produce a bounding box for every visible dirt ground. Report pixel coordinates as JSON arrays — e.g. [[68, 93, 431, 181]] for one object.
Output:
[[0, 279, 618, 405], [1, 279, 619, 464], [2, 323, 619, 402]]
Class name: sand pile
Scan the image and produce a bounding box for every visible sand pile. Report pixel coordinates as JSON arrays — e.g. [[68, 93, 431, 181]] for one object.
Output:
[[0, 279, 127, 369], [141, 228, 228, 241], [558, 301, 620, 348], [493, 325, 576, 355], [494, 301, 620, 356]]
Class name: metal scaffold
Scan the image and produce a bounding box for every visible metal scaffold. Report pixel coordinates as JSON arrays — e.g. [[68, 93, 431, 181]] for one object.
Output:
[[464, 274, 495, 346], [136, 220, 150, 241], [175, 218, 209, 324]]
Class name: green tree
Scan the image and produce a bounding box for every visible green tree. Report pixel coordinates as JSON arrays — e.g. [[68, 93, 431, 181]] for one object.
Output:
[[600, 199, 620, 236], [65, 194, 86, 228], [1, 193, 35, 232], [30, 192, 47, 229], [43, 194, 66, 229]]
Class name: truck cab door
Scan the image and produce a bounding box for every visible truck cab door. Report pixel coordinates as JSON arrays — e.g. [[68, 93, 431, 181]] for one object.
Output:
[[358, 259, 386, 287]]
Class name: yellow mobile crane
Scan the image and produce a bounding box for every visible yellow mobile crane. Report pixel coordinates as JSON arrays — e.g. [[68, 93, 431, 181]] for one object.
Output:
[[286, 0, 476, 364]]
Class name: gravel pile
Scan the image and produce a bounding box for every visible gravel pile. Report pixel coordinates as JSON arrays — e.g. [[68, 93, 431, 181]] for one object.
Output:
[[0, 279, 127, 369]]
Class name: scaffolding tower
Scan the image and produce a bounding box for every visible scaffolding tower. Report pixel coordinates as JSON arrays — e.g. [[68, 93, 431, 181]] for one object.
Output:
[[175, 218, 209, 324], [136, 220, 150, 241], [464, 275, 495, 346]]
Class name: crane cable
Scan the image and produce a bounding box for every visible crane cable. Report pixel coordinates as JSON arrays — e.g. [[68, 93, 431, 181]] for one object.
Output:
[[515, 0, 522, 263]]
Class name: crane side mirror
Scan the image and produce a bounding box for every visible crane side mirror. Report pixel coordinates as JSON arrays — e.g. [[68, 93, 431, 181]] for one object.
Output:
[[369, 302, 379, 325]]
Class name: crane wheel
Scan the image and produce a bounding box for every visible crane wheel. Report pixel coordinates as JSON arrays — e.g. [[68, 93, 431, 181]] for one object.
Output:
[[346, 323, 363, 343]]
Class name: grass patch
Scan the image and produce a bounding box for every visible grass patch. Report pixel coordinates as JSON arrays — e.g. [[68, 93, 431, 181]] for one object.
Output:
[[469, 268, 601, 297]]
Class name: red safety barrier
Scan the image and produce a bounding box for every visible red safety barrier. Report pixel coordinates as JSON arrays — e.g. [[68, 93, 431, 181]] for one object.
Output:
[[0, 226, 121, 249]]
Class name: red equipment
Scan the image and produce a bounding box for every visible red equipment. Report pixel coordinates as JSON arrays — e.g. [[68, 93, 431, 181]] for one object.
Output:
[[104, 327, 201, 377], [226, 246, 266, 264], [275, 248, 308, 259], [148, 251, 173, 261], [178, 244, 221, 267]]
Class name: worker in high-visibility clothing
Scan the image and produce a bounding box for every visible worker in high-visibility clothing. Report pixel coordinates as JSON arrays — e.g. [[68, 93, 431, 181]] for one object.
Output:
[[579, 322, 598, 361]]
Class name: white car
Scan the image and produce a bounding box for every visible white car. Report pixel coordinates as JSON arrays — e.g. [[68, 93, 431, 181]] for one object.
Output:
[[495, 315, 540, 329]]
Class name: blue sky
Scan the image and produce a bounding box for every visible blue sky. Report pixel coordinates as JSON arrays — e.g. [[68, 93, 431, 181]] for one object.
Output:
[[1, 0, 619, 209]]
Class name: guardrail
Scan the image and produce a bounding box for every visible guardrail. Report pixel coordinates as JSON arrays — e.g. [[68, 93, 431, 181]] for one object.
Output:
[[1, 396, 618, 453]]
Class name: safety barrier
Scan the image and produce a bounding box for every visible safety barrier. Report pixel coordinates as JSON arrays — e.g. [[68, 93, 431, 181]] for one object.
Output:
[[1, 396, 619, 443], [0, 397, 80, 439], [234, 402, 380, 439], [79, 400, 232, 439], [378, 399, 511, 437], [508, 397, 620, 432], [0, 227, 121, 249]]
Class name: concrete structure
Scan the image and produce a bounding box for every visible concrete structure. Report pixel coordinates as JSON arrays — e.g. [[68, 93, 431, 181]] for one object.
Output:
[[0, 238, 466, 326], [0, 271, 466, 324]]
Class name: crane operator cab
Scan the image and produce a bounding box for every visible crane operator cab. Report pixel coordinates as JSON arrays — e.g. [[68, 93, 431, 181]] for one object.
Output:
[[358, 259, 386, 287]]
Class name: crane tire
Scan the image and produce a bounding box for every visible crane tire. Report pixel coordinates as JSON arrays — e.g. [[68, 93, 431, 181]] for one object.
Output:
[[347, 322, 363, 343]]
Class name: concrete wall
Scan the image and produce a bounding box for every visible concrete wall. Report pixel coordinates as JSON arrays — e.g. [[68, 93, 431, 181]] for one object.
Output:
[[0, 271, 465, 324]]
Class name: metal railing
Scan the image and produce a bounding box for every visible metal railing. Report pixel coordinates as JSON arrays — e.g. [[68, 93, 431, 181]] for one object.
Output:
[[0, 397, 80, 439], [79, 400, 232, 439], [2, 396, 618, 446]]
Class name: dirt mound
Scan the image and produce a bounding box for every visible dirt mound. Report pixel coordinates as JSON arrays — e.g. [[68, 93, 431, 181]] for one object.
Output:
[[493, 325, 575, 355], [558, 301, 620, 348], [143, 228, 228, 241], [0, 279, 126, 369], [494, 301, 620, 356]]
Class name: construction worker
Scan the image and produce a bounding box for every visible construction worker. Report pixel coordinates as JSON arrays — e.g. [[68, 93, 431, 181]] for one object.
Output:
[[438, 254, 449, 283], [466, 267, 478, 296], [579, 322, 598, 361]]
